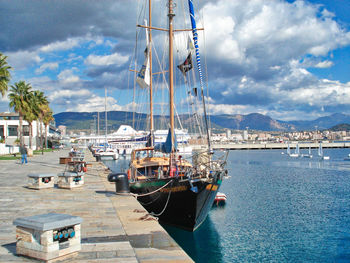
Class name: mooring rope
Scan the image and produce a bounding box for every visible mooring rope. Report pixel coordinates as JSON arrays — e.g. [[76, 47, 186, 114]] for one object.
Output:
[[130, 179, 174, 197]]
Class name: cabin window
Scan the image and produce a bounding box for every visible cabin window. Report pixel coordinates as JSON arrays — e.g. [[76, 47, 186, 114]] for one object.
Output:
[[8, 125, 18, 136]]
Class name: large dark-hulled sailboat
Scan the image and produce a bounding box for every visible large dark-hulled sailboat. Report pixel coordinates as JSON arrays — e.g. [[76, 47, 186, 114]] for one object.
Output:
[[127, 0, 228, 231]]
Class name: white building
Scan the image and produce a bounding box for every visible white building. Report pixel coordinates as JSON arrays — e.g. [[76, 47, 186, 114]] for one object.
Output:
[[0, 112, 59, 153]]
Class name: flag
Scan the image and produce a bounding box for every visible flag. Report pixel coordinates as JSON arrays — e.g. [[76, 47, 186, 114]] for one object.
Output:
[[177, 52, 193, 75], [187, 35, 195, 52]]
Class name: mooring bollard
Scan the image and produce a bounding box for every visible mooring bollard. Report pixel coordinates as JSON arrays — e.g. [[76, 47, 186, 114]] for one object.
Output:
[[13, 213, 83, 262], [108, 173, 130, 194]]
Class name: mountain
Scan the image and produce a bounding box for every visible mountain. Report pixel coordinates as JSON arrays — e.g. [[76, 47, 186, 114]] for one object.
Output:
[[288, 113, 350, 130], [210, 113, 295, 131], [53, 111, 350, 132], [329, 123, 350, 131]]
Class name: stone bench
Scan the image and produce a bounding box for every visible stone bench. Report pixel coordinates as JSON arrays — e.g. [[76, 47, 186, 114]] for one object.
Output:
[[27, 174, 55, 190], [13, 213, 83, 262], [57, 172, 84, 189]]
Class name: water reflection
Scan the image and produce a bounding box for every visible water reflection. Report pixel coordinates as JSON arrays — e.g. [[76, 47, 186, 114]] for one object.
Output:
[[163, 216, 223, 263]]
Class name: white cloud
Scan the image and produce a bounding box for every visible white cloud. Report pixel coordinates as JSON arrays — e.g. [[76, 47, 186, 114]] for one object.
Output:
[[57, 69, 80, 84], [85, 52, 129, 66], [39, 38, 80, 53], [7, 50, 42, 70], [35, 62, 59, 74], [314, 60, 334, 68], [202, 0, 350, 70]]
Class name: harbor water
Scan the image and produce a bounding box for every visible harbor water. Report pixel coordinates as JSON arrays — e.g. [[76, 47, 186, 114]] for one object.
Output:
[[104, 148, 350, 262]]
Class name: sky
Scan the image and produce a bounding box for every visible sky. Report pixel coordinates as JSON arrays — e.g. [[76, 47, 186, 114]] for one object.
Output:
[[0, 0, 350, 121]]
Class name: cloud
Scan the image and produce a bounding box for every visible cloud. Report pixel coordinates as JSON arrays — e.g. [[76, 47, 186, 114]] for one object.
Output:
[[39, 38, 81, 53], [35, 62, 59, 74], [85, 53, 129, 67], [314, 60, 334, 68], [6, 50, 42, 70], [47, 88, 125, 112], [57, 69, 80, 84]]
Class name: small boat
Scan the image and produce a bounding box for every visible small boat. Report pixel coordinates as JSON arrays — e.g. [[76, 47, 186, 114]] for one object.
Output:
[[213, 192, 227, 206], [289, 144, 299, 158], [302, 146, 313, 158], [344, 154, 350, 161], [95, 148, 119, 160], [318, 142, 330, 160]]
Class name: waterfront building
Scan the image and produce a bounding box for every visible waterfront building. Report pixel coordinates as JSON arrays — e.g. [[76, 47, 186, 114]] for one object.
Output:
[[0, 112, 59, 152]]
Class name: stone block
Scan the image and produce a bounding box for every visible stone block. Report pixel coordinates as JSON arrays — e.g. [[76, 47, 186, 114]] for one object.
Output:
[[57, 172, 84, 189], [13, 213, 83, 262], [27, 173, 55, 190]]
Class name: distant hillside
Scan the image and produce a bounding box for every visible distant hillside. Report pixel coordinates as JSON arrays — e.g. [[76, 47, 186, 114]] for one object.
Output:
[[53, 111, 350, 132], [210, 113, 295, 131], [288, 113, 350, 130], [329, 123, 350, 131]]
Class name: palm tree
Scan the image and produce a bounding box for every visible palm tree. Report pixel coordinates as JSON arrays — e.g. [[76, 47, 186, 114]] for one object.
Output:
[[0, 53, 12, 97], [32, 90, 48, 150], [42, 105, 54, 149], [8, 81, 32, 146], [23, 91, 37, 149]]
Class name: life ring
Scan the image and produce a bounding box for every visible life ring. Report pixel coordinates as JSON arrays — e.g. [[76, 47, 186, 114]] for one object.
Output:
[[127, 169, 131, 180]]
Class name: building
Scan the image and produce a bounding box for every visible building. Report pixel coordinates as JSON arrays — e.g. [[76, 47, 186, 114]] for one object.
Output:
[[0, 112, 59, 150]]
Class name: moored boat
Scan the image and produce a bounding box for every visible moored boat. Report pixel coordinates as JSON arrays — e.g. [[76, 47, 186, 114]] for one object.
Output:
[[124, 0, 228, 231]]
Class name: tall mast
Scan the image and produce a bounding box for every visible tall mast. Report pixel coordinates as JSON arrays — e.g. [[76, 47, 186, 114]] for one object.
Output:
[[105, 87, 107, 147], [149, 0, 154, 146], [168, 0, 175, 151]]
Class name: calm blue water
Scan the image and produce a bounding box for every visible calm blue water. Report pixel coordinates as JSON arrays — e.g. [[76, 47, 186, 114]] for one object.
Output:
[[105, 148, 350, 263]]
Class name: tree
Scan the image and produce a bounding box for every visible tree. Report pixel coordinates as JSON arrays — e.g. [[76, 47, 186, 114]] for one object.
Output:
[[23, 91, 37, 149], [8, 81, 32, 146], [32, 90, 48, 150], [42, 105, 54, 149], [0, 53, 12, 97]]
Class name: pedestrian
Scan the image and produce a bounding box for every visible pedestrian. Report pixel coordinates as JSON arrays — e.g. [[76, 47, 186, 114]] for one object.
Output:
[[20, 144, 28, 164]]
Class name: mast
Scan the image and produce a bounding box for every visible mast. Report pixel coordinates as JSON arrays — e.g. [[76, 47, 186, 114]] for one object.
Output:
[[149, 0, 154, 146], [105, 87, 107, 148], [168, 0, 175, 152]]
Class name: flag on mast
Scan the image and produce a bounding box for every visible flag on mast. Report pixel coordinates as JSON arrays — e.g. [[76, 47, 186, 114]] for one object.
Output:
[[136, 20, 150, 89], [177, 52, 193, 75]]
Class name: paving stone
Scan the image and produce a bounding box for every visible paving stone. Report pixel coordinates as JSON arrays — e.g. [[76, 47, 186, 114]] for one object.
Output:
[[0, 148, 192, 262]]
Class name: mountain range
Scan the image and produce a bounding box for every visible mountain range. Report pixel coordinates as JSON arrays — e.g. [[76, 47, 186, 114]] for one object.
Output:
[[53, 111, 350, 132]]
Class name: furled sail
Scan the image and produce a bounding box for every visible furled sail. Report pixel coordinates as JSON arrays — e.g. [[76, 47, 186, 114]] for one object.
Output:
[[136, 20, 150, 89], [154, 128, 178, 154]]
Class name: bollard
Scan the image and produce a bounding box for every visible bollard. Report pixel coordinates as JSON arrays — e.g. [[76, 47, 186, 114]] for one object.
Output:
[[108, 173, 130, 194]]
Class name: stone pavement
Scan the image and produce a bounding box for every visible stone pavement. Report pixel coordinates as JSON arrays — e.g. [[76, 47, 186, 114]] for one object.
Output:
[[0, 148, 193, 263]]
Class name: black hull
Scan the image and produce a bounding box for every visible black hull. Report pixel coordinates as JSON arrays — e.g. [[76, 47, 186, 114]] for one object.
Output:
[[129, 173, 224, 231]]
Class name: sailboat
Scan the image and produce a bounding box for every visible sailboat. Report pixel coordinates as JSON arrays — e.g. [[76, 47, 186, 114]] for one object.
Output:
[[125, 0, 228, 231], [318, 142, 330, 160], [302, 146, 313, 158], [289, 143, 299, 158], [95, 88, 119, 160]]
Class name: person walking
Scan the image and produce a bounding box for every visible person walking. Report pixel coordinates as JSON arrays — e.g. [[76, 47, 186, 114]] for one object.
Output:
[[20, 144, 28, 164]]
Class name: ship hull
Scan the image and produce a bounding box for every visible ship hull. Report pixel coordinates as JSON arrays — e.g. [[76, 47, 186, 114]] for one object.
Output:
[[129, 172, 224, 231]]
